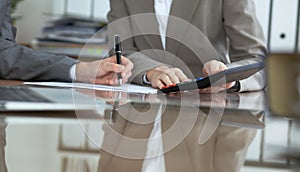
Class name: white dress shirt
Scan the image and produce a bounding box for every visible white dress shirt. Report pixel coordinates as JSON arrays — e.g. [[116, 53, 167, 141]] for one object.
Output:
[[141, 104, 166, 172], [154, 0, 173, 50], [70, 64, 77, 81], [142, 1, 173, 172]]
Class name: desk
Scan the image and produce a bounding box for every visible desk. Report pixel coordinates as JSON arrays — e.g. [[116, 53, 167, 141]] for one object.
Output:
[[0, 80, 299, 172]]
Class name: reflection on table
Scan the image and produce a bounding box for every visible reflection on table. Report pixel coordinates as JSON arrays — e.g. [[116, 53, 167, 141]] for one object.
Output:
[[0, 80, 298, 172]]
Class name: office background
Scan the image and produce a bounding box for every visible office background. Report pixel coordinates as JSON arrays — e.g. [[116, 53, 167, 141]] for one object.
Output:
[[14, 0, 300, 54], [6, 0, 299, 172], [14, 0, 110, 43]]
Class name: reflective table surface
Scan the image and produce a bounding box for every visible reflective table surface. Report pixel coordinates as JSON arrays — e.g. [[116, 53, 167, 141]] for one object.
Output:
[[0, 80, 299, 172]]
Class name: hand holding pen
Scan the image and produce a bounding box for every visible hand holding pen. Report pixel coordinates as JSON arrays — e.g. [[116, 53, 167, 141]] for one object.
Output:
[[114, 35, 123, 85], [75, 35, 133, 85]]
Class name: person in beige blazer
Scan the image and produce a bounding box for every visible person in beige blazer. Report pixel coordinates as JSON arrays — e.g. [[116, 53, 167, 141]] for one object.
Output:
[[107, 0, 267, 92]]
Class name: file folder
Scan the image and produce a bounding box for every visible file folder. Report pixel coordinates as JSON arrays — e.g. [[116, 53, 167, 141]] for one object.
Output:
[[269, 0, 299, 53], [159, 62, 264, 93]]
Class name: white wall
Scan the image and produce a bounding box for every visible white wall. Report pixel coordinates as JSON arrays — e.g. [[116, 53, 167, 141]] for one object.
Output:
[[5, 124, 60, 172], [5, 120, 102, 172], [14, 0, 110, 43], [14, 0, 54, 43], [253, 0, 271, 43]]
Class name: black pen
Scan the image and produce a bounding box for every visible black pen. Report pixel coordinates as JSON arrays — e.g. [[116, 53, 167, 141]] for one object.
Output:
[[114, 35, 123, 85]]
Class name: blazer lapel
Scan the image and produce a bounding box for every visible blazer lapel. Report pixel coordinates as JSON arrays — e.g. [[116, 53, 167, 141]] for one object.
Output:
[[166, 0, 201, 55], [124, 0, 201, 53], [125, 0, 163, 50]]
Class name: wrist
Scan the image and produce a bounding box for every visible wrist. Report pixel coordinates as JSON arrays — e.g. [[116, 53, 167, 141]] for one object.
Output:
[[75, 62, 89, 82], [146, 69, 155, 82]]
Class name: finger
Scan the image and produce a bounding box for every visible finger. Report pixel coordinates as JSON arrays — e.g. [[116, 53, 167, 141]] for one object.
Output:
[[120, 56, 130, 64], [203, 64, 213, 75], [222, 81, 235, 89], [122, 71, 132, 78], [152, 80, 165, 89], [203, 66, 217, 76], [218, 64, 227, 71], [121, 63, 133, 78], [173, 68, 189, 82], [199, 86, 223, 93], [202, 67, 209, 76], [122, 71, 132, 83], [94, 73, 117, 85], [121, 56, 134, 69], [107, 73, 119, 85], [203, 61, 227, 76], [100, 62, 125, 74], [206, 68, 223, 76], [159, 74, 173, 86], [164, 70, 180, 83]]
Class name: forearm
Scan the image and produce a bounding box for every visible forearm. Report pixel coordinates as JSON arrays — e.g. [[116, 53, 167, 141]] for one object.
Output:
[[0, 1, 77, 82], [223, 0, 267, 92], [0, 38, 76, 81]]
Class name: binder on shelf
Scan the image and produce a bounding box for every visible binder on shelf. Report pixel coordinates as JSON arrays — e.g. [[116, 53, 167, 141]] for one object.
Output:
[[46, 33, 107, 44], [33, 16, 109, 59], [41, 17, 108, 44], [269, 0, 299, 53]]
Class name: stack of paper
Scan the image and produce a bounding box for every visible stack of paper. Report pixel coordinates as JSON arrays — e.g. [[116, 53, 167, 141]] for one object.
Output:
[[24, 82, 158, 94]]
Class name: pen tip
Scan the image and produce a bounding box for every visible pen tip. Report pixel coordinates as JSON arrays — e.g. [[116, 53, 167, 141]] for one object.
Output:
[[118, 79, 123, 85]]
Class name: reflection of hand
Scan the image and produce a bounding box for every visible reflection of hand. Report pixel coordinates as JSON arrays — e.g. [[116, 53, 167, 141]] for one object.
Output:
[[199, 92, 227, 107], [75, 56, 133, 85], [143, 93, 162, 103], [76, 89, 130, 105], [146, 66, 189, 89], [200, 60, 235, 93]]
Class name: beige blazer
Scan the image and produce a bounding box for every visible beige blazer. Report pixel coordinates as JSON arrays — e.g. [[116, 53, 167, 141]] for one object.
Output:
[[107, 0, 267, 92]]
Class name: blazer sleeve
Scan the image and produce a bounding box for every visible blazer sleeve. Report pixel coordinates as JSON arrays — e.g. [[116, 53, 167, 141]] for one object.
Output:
[[0, 1, 77, 82], [222, 0, 268, 92], [107, 0, 167, 85]]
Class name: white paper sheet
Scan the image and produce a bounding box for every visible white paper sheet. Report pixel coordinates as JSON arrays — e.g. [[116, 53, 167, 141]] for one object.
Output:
[[24, 82, 158, 94]]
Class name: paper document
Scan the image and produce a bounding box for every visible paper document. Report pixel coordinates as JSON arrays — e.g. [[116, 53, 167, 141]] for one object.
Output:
[[24, 82, 157, 94]]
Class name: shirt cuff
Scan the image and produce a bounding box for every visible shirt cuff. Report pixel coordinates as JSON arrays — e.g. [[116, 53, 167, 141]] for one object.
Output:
[[69, 64, 77, 81], [142, 73, 151, 85]]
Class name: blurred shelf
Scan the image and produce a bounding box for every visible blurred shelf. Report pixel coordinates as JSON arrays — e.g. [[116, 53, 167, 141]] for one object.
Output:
[[31, 39, 109, 60]]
